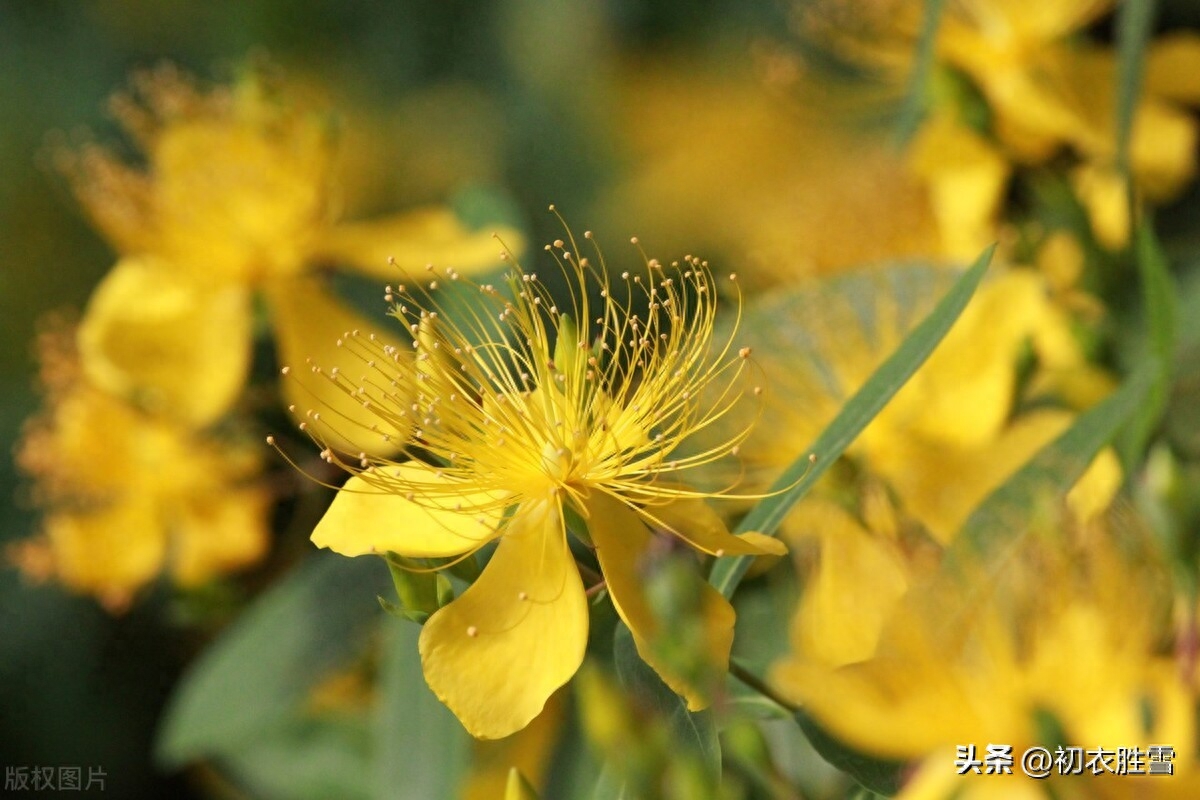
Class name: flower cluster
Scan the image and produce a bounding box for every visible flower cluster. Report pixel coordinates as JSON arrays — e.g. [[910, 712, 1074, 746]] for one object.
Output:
[[14, 63, 514, 607]]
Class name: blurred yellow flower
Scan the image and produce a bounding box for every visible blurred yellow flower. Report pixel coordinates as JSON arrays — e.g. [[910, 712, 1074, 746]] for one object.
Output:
[[300, 224, 782, 739], [908, 112, 1010, 261], [803, 0, 1200, 248], [599, 61, 944, 287], [13, 320, 270, 612], [729, 265, 1119, 544], [60, 64, 515, 449], [782, 496, 920, 669], [462, 692, 563, 800], [772, 506, 1197, 799]]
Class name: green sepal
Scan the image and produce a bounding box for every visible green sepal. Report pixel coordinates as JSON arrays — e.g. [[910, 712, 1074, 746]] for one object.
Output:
[[444, 552, 481, 584], [435, 573, 454, 607], [383, 553, 441, 622], [377, 595, 429, 625]]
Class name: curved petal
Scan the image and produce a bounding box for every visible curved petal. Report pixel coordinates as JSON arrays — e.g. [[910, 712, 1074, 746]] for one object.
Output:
[[266, 275, 414, 457], [1146, 32, 1200, 104], [314, 208, 519, 280], [172, 485, 272, 586], [78, 256, 252, 426], [312, 468, 505, 558], [586, 492, 735, 711], [782, 500, 909, 668], [419, 499, 587, 739], [642, 496, 786, 557]]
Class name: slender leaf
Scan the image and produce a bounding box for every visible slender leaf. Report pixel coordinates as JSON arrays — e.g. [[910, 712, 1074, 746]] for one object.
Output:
[[157, 553, 390, 766], [710, 246, 994, 599], [611, 623, 721, 786], [724, 683, 791, 721], [794, 712, 904, 797], [726, 671, 902, 795], [541, 704, 604, 800], [895, 0, 947, 143], [1119, 222, 1179, 466], [1115, 0, 1157, 177], [375, 619, 470, 800], [955, 361, 1154, 555]]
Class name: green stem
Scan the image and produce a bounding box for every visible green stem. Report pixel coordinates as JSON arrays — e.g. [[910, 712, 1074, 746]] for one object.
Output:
[[728, 659, 800, 714]]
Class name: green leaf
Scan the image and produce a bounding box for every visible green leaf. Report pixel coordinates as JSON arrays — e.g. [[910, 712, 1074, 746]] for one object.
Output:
[[794, 712, 904, 797], [724, 675, 791, 721], [157, 553, 390, 767], [1115, 0, 1157, 177], [592, 763, 631, 800], [710, 245, 994, 599], [612, 623, 721, 786], [540, 704, 603, 800], [1119, 221, 1179, 466], [374, 619, 470, 800], [218, 716, 374, 800], [895, 0, 947, 143], [847, 787, 890, 800]]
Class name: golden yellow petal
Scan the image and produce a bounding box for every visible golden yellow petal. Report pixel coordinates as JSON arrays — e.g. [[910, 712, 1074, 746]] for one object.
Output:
[[1146, 32, 1200, 104], [171, 485, 272, 586], [265, 275, 413, 457], [908, 114, 1010, 260], [312, 469, 505, 558], [1065, 446, 1121, 524], [879, 270, 1050, 450], [642, 496, 785, 557], [152, 108, 332, 282], [44, 500, 167, 609], [314, 208, 518, 280], [769, 637, 992, 759], [78, 256, 252, 426], [419, 499, 587, 739], [1130, 100, 1198, 200], [782, 501, 909, 667], [586, 492, 735, 711], [733, 532, 788, 556], [874, 410, 1073, 543], [584, 493, 661, 641], [1071, 163, 1131, 250], [981, 67, 1086, 161]]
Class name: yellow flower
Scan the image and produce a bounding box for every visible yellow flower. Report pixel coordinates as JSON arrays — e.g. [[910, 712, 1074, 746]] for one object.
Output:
[[771, 506, 1197, 799], [805, 0, 1200, 248], [462, 692, 564, 799], [781, 496, 918, 669], [907, 112, 1011, 261], [598, 61, 943, 287], [13, 320, 269, 612], [61, 63, 515, 448], [299, 220, 784, 738], [726, 266, 1119, 543], [805, 0, 1113, 160]]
